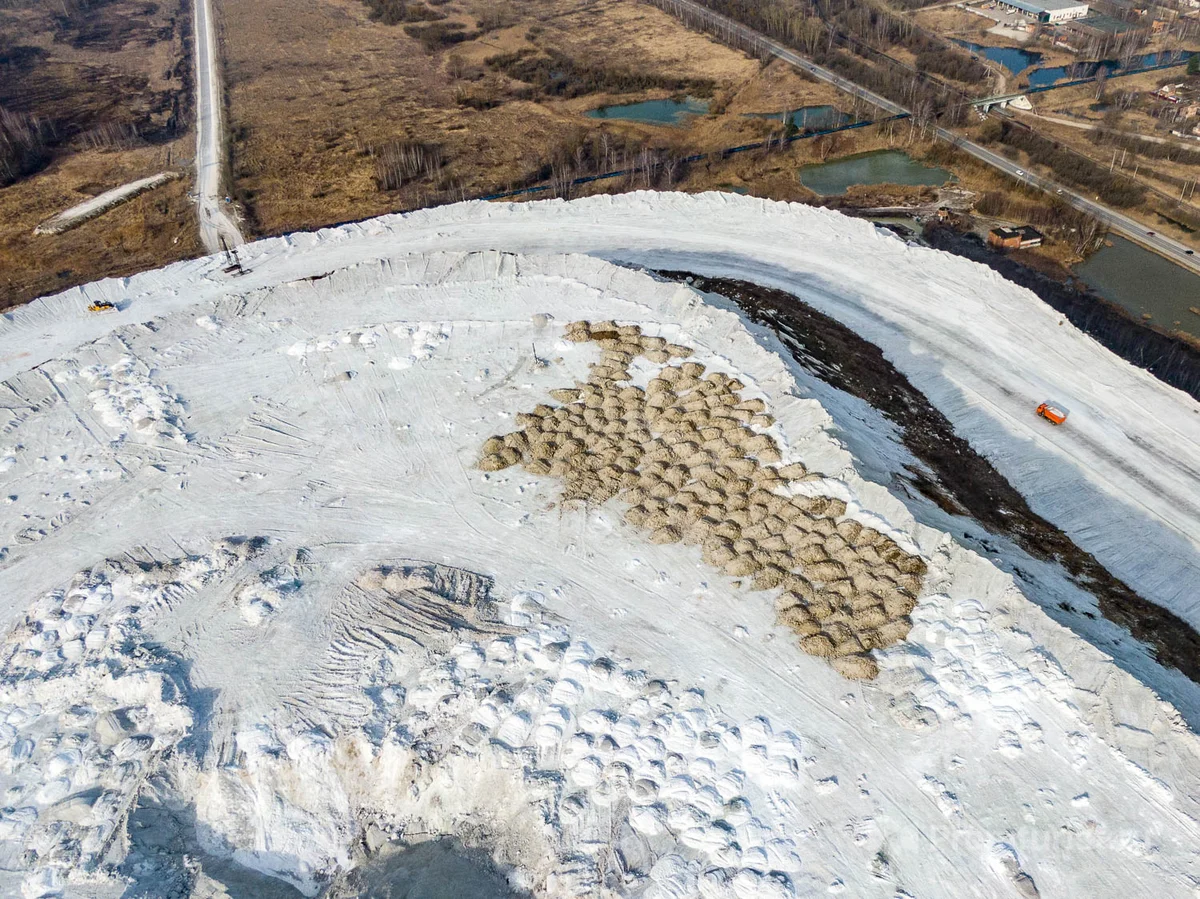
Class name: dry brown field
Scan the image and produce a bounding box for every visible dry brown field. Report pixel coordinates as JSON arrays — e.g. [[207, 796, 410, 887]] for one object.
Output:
[[0, 0, 199, 308], [912, 7, 994, 39], [7, 0, 1190, 309], [218, 0, 870, 235]]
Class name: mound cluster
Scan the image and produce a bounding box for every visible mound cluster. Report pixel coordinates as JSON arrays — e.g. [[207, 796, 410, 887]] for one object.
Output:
[[479, 321, 925, 679]]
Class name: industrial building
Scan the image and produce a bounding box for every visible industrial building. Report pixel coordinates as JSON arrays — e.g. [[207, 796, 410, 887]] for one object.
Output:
[[988, 226, 1045, 249], [995, 0, 1091, 23]]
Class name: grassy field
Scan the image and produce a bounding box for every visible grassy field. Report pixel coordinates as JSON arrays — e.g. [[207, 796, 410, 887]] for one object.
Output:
[[912, 7, 997, 40], [0, 146, 203, 306], [0, 0, 200, 309]]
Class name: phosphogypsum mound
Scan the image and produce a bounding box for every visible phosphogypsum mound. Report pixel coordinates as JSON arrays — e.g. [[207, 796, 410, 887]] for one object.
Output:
[[479, 320, 926, 679]]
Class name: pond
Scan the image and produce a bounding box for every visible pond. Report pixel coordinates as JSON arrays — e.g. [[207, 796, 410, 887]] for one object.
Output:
[[585, 96, 709, 125], [953, 40, 1043, 74], [799, 150, 951, 197], [1138, 49, 1195, 67], [1074, 236, 1200, 338], [745, 104, 851, 132], [871, 215, 922, 238]]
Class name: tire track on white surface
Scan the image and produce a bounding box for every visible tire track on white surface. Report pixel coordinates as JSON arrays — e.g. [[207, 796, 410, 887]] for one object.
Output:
[[970, 385, 1200, 524], [37, 369, 129, 474], [877, 303, 1200, 518]]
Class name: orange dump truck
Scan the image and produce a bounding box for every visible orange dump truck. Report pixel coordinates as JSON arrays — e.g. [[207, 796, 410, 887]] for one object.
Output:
[[1036, 402, 1068, 425]]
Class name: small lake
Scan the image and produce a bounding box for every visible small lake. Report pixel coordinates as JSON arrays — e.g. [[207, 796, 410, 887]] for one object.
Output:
[[745, 104, 851, 132], [799, 150, 951, 197], [871, 215, 922, 237], [1074, 236, 1200, 337], [585, 97, 709, 125], [953, 40, 1043, 74], [1139, 49, 1194, 67]]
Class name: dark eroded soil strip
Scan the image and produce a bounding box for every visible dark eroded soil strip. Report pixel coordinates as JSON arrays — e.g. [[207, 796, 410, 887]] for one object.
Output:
[[660, 272, 1200, 684]]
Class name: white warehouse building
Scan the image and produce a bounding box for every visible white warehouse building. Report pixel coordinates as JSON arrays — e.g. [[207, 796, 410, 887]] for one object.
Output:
[[997, 0, 1090, 22]]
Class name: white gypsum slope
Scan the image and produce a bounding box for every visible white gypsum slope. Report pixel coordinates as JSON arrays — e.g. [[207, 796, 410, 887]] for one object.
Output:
[[0, 196, 1197, 898], [7, 193, 1197, 626]]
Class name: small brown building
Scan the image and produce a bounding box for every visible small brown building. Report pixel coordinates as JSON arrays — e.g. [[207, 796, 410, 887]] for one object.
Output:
[[988, 225, 1044, 249]]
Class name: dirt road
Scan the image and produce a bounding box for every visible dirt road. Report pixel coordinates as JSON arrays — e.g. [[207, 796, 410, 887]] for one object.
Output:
[[192, 0, 243, 254]]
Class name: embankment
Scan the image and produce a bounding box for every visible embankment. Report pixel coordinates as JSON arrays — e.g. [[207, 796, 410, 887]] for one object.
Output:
[[924, 224, 1200, 401]]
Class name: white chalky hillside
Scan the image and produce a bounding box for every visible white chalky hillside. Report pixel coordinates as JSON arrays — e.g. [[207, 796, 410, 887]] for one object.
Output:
[[0, 195, 1197, 899]]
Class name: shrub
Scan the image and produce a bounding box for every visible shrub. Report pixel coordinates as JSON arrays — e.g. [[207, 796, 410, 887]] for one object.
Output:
[[403, 20, 476, 50], [362, 0, 446, 25]]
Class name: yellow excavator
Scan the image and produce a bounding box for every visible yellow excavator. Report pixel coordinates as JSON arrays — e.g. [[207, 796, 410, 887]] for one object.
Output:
[[87, 301, 117, 313]]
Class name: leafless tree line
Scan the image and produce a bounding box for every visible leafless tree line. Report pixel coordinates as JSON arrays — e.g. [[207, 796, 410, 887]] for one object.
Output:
[[370, 139, 446, 192], [0, 107, 54, 187], [643, 0, 979, 126]]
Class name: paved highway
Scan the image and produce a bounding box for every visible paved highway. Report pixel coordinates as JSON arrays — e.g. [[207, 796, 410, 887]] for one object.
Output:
[[949, 138, 1199, 273], [659, 0, 1200, 275], [192, 0, 244, 253]]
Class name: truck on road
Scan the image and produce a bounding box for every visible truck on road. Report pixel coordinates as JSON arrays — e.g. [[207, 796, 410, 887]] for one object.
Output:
[[1036, 401, 1068, 425]]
